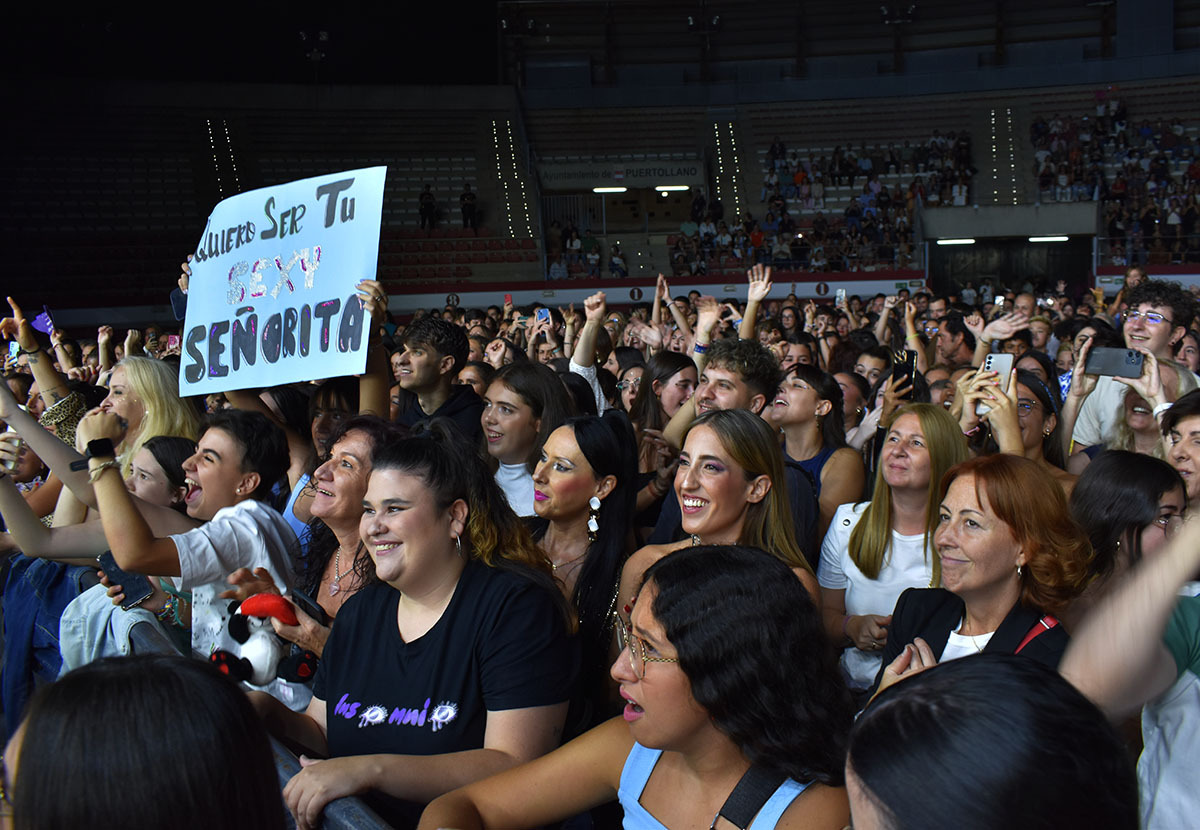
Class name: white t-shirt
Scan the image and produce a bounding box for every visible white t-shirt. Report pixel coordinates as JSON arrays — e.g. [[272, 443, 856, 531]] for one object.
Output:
[[940, 629, 994, 662], [818, 502, 936, 689], [496, 461, 536, 517], [169, 500, 304, 706]]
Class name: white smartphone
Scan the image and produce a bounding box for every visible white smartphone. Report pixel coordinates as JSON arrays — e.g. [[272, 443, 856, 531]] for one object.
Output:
[[976, 353, 1014, 417]]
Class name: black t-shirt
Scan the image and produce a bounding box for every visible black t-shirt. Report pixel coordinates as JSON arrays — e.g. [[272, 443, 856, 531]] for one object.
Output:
[[313, 560, 578, 825]]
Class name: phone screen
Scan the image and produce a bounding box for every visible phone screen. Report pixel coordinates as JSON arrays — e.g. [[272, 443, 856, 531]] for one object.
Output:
[[167, 335, 180, 349], [7, 342, 18, 359]]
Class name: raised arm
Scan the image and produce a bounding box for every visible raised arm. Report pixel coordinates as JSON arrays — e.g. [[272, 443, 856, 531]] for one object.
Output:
[[902, 302, 928, 375], [873, 295, 897, 346], [573, 292, 607, 369], [739, 264, 772, 340], [0, 378, 99, 506], [76, 411, 184, 576], [1060, 516, 1200, 719], [1060, 339, 1099, 456], [2, 297, 70, 410], [354, 279, 392, 418]]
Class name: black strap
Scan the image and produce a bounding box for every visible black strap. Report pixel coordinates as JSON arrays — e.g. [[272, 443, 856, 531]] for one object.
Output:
[[715, 765, 787, 830]]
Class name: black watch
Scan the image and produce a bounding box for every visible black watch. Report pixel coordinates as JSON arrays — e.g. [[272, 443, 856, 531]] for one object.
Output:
[[85, 438, 116, 459]]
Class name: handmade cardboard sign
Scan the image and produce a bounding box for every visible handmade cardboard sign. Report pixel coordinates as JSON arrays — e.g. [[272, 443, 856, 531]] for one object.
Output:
[[179, 167, 386, 396]]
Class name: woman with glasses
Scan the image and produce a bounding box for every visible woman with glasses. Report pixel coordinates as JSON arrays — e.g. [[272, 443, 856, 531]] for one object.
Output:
[[870, 454, 1092, 699], [253, 421, 577, 830], [1065, 450, 1189, 628], [957, 368, 1076, 495], [419, 545, 855, 830]]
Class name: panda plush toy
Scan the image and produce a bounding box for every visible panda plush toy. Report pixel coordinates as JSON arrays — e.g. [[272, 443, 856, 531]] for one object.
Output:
[[210, 593, 318, 686]]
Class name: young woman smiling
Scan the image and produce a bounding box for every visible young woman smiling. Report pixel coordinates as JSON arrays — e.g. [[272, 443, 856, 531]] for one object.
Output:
[[766, 364, 866, 539], [482, 362, 571, 517], [253, 421, 576, 830], [530, 413, 639, 728], [618, 409, 820, 616], [418, 545, 855, 830]]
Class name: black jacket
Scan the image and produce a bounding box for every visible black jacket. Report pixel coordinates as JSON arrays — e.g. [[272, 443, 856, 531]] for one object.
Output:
[[868, 587, 1068, 697], [395, 383, 484, 445]]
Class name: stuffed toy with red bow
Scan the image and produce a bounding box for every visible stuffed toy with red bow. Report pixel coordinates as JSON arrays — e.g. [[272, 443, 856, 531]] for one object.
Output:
[[210, 593, 318, 686]]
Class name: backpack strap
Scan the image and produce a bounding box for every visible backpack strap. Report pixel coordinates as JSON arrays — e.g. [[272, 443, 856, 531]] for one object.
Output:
[[712, 765, 787, 830], [1014, 615, 1059, 654]]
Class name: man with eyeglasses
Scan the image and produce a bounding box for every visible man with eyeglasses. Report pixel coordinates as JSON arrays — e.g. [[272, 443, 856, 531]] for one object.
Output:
[[1071, 279, 1197, 449]]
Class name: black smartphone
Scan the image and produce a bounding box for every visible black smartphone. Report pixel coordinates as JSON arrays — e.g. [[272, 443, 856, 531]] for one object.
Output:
[[1085, 347, 1144, 378], [290, 588, 329, 627], [96, 552, 155, 611], [891, 349, 917, 397]]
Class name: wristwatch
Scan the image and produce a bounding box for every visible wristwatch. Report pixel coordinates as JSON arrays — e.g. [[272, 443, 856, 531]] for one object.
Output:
[[85, 438, 116, 459]]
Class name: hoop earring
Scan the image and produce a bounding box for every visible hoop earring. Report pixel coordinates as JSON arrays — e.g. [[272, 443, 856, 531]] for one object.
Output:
[[1016, 564, 1023, 578], [587, 496, 601, 544], [455, 534, 463, 558]]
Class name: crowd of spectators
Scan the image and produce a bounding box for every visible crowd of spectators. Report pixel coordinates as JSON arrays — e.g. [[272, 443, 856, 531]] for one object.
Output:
[[1030, 90, 1200, 267], [2, 254, 1200, 828], [544, 218, 628, 279]]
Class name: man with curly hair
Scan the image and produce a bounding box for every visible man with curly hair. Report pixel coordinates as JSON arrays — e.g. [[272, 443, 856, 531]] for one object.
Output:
[[1072, 278, 1197, 448]]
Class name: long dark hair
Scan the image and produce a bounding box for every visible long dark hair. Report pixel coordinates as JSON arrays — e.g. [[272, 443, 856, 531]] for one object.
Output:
[[13, 655, 285, 830], [628, 351, 694, 432], [142, 435, 197, 514], [532, 412, 637, 655], [850, 654, 1137, 830], [1014, 368, 1067, 470], [295, 415, 409, 597], [1069, 450, 1187, 581], [643, 545, 853, 784], [489, 362, 572, 474], [784, 363, 848, 449]]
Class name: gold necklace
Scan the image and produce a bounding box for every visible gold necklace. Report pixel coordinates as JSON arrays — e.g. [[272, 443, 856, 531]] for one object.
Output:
[[551, 550, 588, 573]]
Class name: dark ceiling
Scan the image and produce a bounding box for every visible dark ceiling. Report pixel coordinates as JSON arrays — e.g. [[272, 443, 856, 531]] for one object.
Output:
[[2, 16, 499, 86]]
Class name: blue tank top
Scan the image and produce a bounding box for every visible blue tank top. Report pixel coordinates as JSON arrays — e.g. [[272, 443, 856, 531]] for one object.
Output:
[[789, 446, 835, 496], [282, 474, 312, 553], [617, 742, 808, 829]]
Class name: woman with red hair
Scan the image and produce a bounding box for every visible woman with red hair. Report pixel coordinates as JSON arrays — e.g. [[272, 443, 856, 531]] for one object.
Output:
[[870, 454, 1092, 697]]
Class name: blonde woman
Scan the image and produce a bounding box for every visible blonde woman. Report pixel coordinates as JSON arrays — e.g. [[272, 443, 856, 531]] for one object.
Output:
[[817, 403, 967, 697]]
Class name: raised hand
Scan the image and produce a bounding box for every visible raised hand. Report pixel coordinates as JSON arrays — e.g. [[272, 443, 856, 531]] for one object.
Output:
[[179, 256, 192, 293], [0, 297, 38, 353], [354, 279, 389, 328], [1068, 339, 1099, 402], [1115, 347, 1166, 409], [584, 291, 607, 324], [694, 295, 721, 338], [982, 311, 1030, 342], [746, 264, 773, 304], [964, 312, 985, 339]]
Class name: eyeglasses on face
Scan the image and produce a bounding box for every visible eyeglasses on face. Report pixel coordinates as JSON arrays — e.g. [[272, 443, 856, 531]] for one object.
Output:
[[1126, 309, 1173, 325], [616, 617, 678, 680]]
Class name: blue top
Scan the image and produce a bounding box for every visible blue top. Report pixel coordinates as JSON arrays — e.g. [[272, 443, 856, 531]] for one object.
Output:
[[618, 742, 808, 829], [282, 473, 313, 553], [788, 446, 835, 496]]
